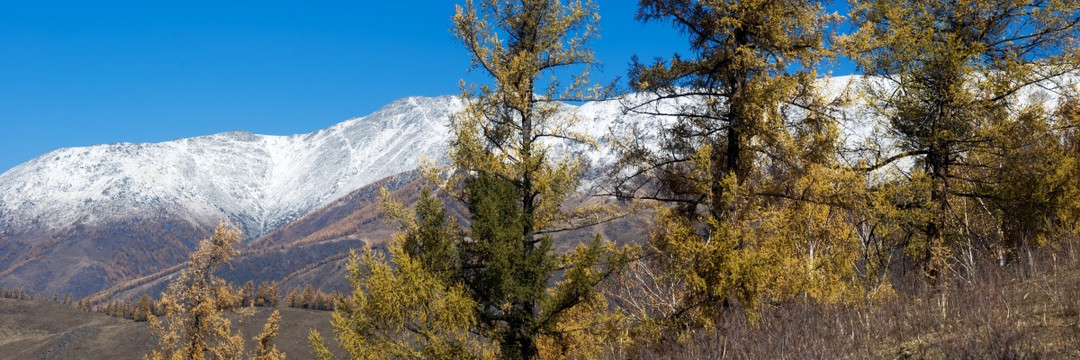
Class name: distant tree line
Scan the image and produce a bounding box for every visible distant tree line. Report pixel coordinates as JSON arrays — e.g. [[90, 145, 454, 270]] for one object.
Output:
[[0, 284, 73, 304], [283, 284, 338, 311], [83, 280, 285, 321]]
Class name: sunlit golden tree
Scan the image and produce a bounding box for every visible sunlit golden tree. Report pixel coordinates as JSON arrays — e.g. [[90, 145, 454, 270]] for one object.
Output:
[[612, 0, 858, 331], [844, 0, 1080, 279], [147, 223, 284, 360]]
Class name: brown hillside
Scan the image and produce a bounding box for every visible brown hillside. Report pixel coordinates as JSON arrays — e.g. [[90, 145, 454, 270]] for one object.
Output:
[[61, 169, 648, 305], [0, 212, 211, 299], [91, 238, 367, 304], [253, 170, 647, 254], [0, 298, 342, 359], [251, 171, 423, 250]]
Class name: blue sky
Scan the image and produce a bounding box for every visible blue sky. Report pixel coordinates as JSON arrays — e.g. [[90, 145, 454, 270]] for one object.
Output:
[[1, 1, 853, 173]]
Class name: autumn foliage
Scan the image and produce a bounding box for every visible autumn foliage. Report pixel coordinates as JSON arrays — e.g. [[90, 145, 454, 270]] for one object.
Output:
[[146, 224, 285, 360], [41, 1, 1077, 359]]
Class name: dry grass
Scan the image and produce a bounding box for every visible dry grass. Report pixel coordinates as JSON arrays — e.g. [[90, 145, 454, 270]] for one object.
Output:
[[619, 242, 1080, 359], [0, 298, 344, 359]]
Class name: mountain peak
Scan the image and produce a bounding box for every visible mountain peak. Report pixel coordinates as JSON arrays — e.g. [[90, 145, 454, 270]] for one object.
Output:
[[218, 130, 259, 141]]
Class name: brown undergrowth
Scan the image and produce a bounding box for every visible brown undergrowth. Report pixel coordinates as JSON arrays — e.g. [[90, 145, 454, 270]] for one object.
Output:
[[617, 241, 1080, 359]]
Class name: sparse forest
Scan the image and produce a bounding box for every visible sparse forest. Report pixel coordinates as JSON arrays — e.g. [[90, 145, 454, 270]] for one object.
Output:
[[312, 0, 1080, 358], [5, 0, 1079, 359]]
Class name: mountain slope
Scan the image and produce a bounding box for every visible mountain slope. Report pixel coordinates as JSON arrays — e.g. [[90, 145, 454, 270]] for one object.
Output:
[[0, 76, 868, 299], [0, 96, 464, 297]]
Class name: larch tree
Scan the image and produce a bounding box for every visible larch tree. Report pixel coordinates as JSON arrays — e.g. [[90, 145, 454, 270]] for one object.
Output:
[[146, 223, 284, 360], [251, 311, 285, 360], [978, 94, 1080, 251], [612, 0, 856, 328], [451, 0, 629, 358], [844, 0, 1080, 280]]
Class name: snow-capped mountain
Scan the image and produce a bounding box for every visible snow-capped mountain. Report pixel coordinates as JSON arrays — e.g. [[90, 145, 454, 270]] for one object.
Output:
[[0, 78, 871, 298], [0, 76, 874, 245], [2, 74, 1070, 300], [0, 92, 662, 297], [0, 96, 464, 240]]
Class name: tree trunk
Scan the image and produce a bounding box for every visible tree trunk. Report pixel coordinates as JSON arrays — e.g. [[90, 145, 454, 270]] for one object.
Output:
[[926, 144, 949, 284]]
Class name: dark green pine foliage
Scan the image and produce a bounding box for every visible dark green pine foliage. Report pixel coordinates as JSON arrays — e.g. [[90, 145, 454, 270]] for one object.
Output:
[[449, 1, 633, 357], [461, 172, 556, 359], [460, 172, 627, 360], [402, 187, 462, 281]]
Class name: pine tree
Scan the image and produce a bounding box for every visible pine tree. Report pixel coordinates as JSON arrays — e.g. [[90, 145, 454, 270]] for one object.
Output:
[[241, 281, 256, 307], [135, 293, 157, 322], [254, 281, 280, 307], [377, 187, 462, 280], [460, 173, 553, 358], [451, 0, 629, 358], [300, 285, 316, 309], [310, 188, 490, 360], [843, 0, 1080, 279]]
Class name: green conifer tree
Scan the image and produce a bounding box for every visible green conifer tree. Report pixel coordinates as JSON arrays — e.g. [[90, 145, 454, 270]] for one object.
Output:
[[310, 188, 491, 360], [451, 0, 629, 358], [378, 187, 462, 280]]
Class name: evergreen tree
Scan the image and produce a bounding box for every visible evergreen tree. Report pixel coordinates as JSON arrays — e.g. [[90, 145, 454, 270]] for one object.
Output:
[[254, 281, 280, 307], [300, 285, 316, 309], [310, 188, 490, 360], [451, 0, 629, 358], [135, 293, 157, 322], [241, 281, 256, 307], [377, 187, 462, 280], [460, 173, 554, 358]]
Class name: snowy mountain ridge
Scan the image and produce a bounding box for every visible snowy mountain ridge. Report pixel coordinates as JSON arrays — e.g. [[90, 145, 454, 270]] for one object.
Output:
[[4, 74, 1071, 300], [0, 75, 879, 243], [0, 95, 465, 239]]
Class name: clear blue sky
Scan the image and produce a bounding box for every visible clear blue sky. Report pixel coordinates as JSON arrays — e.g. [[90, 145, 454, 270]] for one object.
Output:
[[1, 1, 853, 173]]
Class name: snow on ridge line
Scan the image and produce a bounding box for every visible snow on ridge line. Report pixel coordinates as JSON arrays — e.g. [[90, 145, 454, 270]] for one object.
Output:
[[0, 79, 861, 237], [0, 75, 946, 239], [0, 95, 465, 238]]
